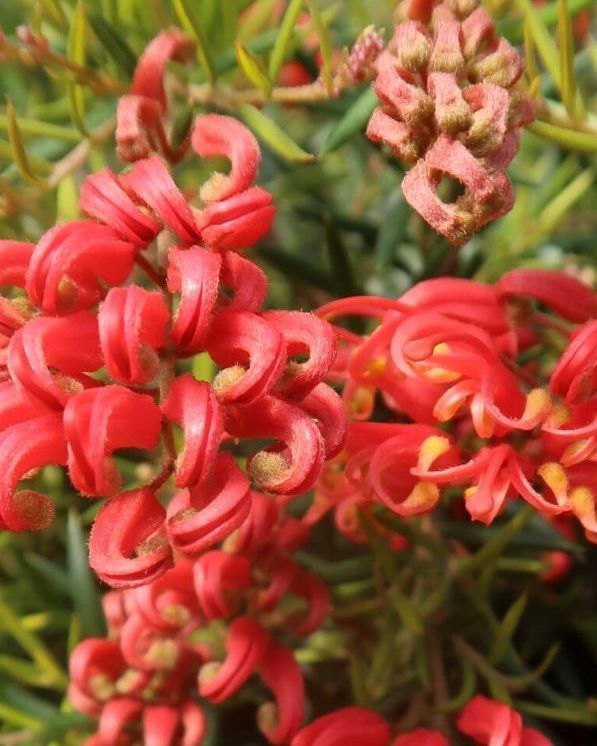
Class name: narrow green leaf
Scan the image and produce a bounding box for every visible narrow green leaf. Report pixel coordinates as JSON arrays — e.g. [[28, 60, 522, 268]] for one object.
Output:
[[538, 166, 594, 233], [235, 40, 272, 96], [0, 655, 58, 689], [0, 595, 67, 688], [0, 701, 41, 729], [56, 174, 79, 221], [239, 0, 280, 36], [321, 86, 377, 153], [68, 1, 89, 137], [375, 189, 410, 265], [391, 588, 424, 635], [24, 553, 70, 595], [237, 103, 314, 162], [269, 0, 304, 82], [306, 0, 334, 94], [39, 0, 68, 28], [0, 112, 81, 142], [458, 506, 533, 573], [0, 680, 59, 720], [523, 20, 539, 89], [499, 0, 595, 43], [515, 0, 561, 87], [529, 119, 597, 151], [557, 0, 577, 116], [4, 98, 47, 187], [89, 13, 137, 76], [172, 0, 216, 83], [67, 509, 106, 638], [489, 594, 528, 664]]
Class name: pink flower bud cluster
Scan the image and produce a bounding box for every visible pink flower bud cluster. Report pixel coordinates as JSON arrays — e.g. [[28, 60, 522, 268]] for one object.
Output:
[[366, 0, 533, 245], [0, 32, 347, 591], [317, 270, 597, 541], [70, 497, 327, 746], [290, 696, 552, 745]]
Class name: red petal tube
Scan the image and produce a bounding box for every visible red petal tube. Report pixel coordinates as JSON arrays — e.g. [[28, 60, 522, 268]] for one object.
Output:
[[496, 268, 597, 323], [161, 374, 223, 488], [97, 697, 143, 746], [26, 221, 136, 314], [198, 616, 270, 703], [257, 642, 305, 744], [263, 311, 336, 400], [192, 114, 261, 202], [0, 414, 66, 531], [89, 488, 172, 588], [64, 386, 162, 497], [207, 310, 286, 404], [8, 312, 102, 410], [167, 247, 222, 354], [291, 707, 391, 746], [0, 381, 48, 432], [80, 169, 161, 248], [225, 396, 325, 495], [131, 29, 196, 107], [99, 285, 169, 385], [117, 95, 182, 163], [299, 383, 348, 459], [220, 251, 268, 312], [122, 158, 202, 244], [0, 240, 34, 287], [143, 705, 179, 746], [193, 550, 252, 619], [228, 491, 279, 555], [166, 453, 251, 556], [197, 188, 276, 251]]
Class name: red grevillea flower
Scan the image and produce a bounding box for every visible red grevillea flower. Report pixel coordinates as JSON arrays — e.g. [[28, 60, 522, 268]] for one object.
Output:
[[366, 0, 533, 244], [291, 707, 391, 746], [117, 29, 196, 162], [193, 550, 251, 619], [457, 696, 554, 745], [257, 640, 306, 744], [89, 488, 172, 588]]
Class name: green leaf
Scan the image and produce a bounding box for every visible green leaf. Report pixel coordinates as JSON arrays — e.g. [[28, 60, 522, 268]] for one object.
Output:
[[557, 0, 578, 116], [173, 0, 216, 83], [269, 0, 304, 82], [0, 680, 59, 720], [24, 553, 70, 596], [56, 174, 79, 221], [235, 40, 272, 96], [89, 13, 137, 76], [306, 0, 334, 94], [529, 120, 597, 151], [321, 86, 377, 153], [68, 1, 89, 137], [499, 0, 595, 43], [514, 0, 561, 87], [489, 594, 528, 664], [67, 509, 106, 638], [4, 98, 47, 187], [239, 0, 280, 37], [237, 103, 314, 162], [0, 111, 81, 142], [375, 189, 410, 265]]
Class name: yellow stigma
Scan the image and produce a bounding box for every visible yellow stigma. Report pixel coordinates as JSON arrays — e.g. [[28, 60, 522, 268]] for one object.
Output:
[[537, 463, 569, 505], [417, 436, 451, 472], [213, 365, 246, 395], [521, 388, 551, 425], [249, 451, 290, 486]]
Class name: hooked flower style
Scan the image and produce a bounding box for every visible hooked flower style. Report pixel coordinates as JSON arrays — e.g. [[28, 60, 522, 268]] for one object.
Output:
[[366, 0, 533, 244]]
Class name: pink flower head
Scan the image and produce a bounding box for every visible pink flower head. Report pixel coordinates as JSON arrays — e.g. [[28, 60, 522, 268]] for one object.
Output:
[[366, 0, 532, 244]]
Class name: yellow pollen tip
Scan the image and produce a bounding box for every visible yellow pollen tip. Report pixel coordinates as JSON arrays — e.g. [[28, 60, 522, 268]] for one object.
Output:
[[249, 451, 290, 486], [546, 402, 571, 429], [417, 436, 451, 472], [537, 462, 569, 504], [213, 365, 246, 395], [522, 388, 551, 423], [198, 661, 222, 685]]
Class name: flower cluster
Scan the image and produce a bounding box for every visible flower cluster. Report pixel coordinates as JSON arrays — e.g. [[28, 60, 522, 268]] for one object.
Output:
[[70, 497, 327, 746], [291, 696, 552, 745], [318, 270, 597, 540], [0, 32, 346, 593], [366, 0, 533, 244]]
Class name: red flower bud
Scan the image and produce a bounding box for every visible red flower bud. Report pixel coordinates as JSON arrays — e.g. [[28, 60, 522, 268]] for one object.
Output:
[[291, 707, 391, 746]]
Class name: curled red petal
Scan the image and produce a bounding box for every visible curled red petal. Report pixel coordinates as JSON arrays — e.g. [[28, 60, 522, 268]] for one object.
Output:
[[97, 697, 143, 746], [89, 488, 172, 588], [198, 616, 269, 702], [291, 708, 391, 746], [366, 108, 420, 164], [0, 381, 47, 431], [161, 374, 223, 488], [457, 695, 523, 746], [298, 383, 348, 459], [166, 453, 251, 556], [220, 251, 268, 312], [263, 311, 336, 400], [132, 29, 196, 107], [122, 157, 202, 244], [225, 395, 325, 495], [180, 700, 208, 746], [198, 188, 276, 251], [117, 95, 184, 163], [26, 221, 135, 314], [69, 638, 126, 708], [0, 414, 66, 530], [256, 557, 298, 612], [99, 285, 169, 385], [143, 705, 180, 746], [194, 550, 252, 619], [80, 168, 161, 248], [132, 559, 198, 632], [257, 642, 305, 744], [496, 268, 597, 324], [228, 491, 280, 555], [167, 246, 222, 354], [64, 386, 162, 497], [0, 240, 34, 287], [192, 114, 260, 202], [289, 568, 330, 637], [208, 310, 286, 404], [8, 312, 102, 410], [550, 321, 597, 402]]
